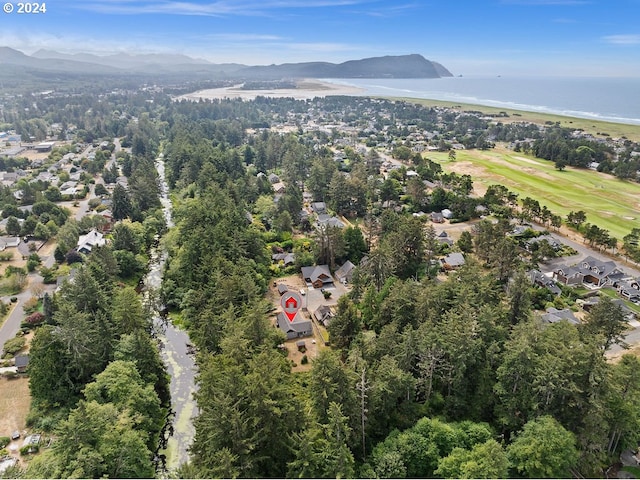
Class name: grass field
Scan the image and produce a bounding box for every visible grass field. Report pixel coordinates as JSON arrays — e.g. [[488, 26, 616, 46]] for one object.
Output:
[[0, 377, 30, 436], [428, 145, 640, 241], [387, 97, 640, 142]]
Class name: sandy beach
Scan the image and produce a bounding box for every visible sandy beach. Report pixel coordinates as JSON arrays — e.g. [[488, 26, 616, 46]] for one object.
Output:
[[175, 79, 364, 101]]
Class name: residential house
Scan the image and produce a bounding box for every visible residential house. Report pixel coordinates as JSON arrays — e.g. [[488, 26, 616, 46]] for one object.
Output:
[[423, 180, 438, 190], [441, 252, 465, 270], [98, 210, 114, 233], [0, 146, 26, 159], [335, 260, 355, 284], [618, 279, 640, 303], [301, 265, 333, 288], [528, 269, 562, 296], [272, 182, 286, 194], [276, 283, 289, 296], [441, 209, 454, 219], [311, 202, 327, 214], [314, 305, 334, 327], [0, 236, 20, 251], [436, 231, 454, 247], [1, 172, 18, 187], [272, 252, 296, 267], [77, 229, 106, 254], [268, 173, 281, 184], [316, 214, 345, 229], [553, 264, 584, 286], [276, 312, 313, 339], [578, 256, 624, 287], [431, 212, 444, 223], [540, 307, 579, 325], [525, 234, 562, 252]]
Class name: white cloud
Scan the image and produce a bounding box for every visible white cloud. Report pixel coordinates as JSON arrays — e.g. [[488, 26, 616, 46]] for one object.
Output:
[[74, 0, 372, 17], [603, 34, 640, 45], [205, 33, 286, 41]]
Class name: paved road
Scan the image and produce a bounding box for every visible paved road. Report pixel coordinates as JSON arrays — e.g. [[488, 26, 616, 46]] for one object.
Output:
[[0, 273, 55, 356]]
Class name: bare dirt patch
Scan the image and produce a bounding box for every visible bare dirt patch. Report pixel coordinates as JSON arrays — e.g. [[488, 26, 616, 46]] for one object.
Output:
[[513, 155, 542, 165], [0, 254, 26, 276], [444, 161, 493, 196], [0, 376, 31, 437]]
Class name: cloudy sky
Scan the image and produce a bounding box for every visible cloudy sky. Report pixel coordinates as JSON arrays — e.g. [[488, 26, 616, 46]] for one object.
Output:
[[1, 0, 639, 76]]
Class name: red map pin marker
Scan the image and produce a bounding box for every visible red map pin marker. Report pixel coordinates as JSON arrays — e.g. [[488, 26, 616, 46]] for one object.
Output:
[[281, 291, 302, 322]]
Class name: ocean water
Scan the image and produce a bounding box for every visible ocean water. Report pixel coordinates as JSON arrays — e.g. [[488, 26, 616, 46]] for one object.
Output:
[[326, 76, 640, 126]]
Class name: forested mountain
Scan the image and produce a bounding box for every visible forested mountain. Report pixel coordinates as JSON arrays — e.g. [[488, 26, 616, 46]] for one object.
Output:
[[0, 47, 451, 80]]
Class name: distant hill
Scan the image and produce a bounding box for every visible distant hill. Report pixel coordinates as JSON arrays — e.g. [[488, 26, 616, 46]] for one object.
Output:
[[240, 54, 453, 79], [0, 47, 453, 80]]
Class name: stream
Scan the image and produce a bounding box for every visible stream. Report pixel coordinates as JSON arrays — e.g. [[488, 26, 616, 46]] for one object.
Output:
[[145, 155, 198, 476]]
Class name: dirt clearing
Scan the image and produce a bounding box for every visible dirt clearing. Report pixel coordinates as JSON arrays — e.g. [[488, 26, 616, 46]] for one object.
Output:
[[0, 377, 31, 436]]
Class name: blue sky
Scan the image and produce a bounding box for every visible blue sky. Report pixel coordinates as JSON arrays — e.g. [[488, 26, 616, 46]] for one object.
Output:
[[1, 0, 639, 76]]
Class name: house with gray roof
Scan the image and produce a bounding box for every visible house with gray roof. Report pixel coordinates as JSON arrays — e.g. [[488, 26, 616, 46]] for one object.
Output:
[[540, 307, 579, 325], [276, 312, 313, 339], [272, 252, 296, 267], [311, 202, 327, 214], [301, 265, 333, 288], [0, 236, 20, 251], [525, 234, 562, 252], [578, 256, 622, 287], [335, 260, 355, 284], [268, 173, 281, 184], [314, 305, 334, 327], [553, 264, 584, 286], [316, 213, 345, 229], [441, 252, 465, 269], [528, 269, 562, 296]]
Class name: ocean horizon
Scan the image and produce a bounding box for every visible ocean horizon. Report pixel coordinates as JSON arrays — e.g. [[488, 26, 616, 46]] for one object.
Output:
[[325, 76, 640, 126]]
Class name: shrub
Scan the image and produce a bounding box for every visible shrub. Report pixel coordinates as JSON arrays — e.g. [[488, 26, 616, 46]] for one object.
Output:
[[2, 337, 25, 356], [25, 312, 45, 326], [19, 444, 39, 455], [22, 297, 39, 314], [0, 437, 10, 448], [9, 297, 17, 303], [301, 355, 309, 365], [65, 250, 83, 264]]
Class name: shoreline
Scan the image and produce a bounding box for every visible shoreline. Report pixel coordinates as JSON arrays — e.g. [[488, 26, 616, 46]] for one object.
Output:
[[389, 96, 640, 142], [177, 78, 640, 141]]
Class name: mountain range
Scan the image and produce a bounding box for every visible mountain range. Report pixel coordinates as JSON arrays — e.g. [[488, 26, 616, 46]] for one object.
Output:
[[0, 47, 452, 79]]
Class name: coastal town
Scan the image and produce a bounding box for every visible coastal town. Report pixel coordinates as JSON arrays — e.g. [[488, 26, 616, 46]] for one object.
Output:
[[0, 86, 640, 477]]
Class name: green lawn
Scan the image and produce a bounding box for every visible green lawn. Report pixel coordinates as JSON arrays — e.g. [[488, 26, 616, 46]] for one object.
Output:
[[430, 147, 640, 241], [622, 465, 640, 478]]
